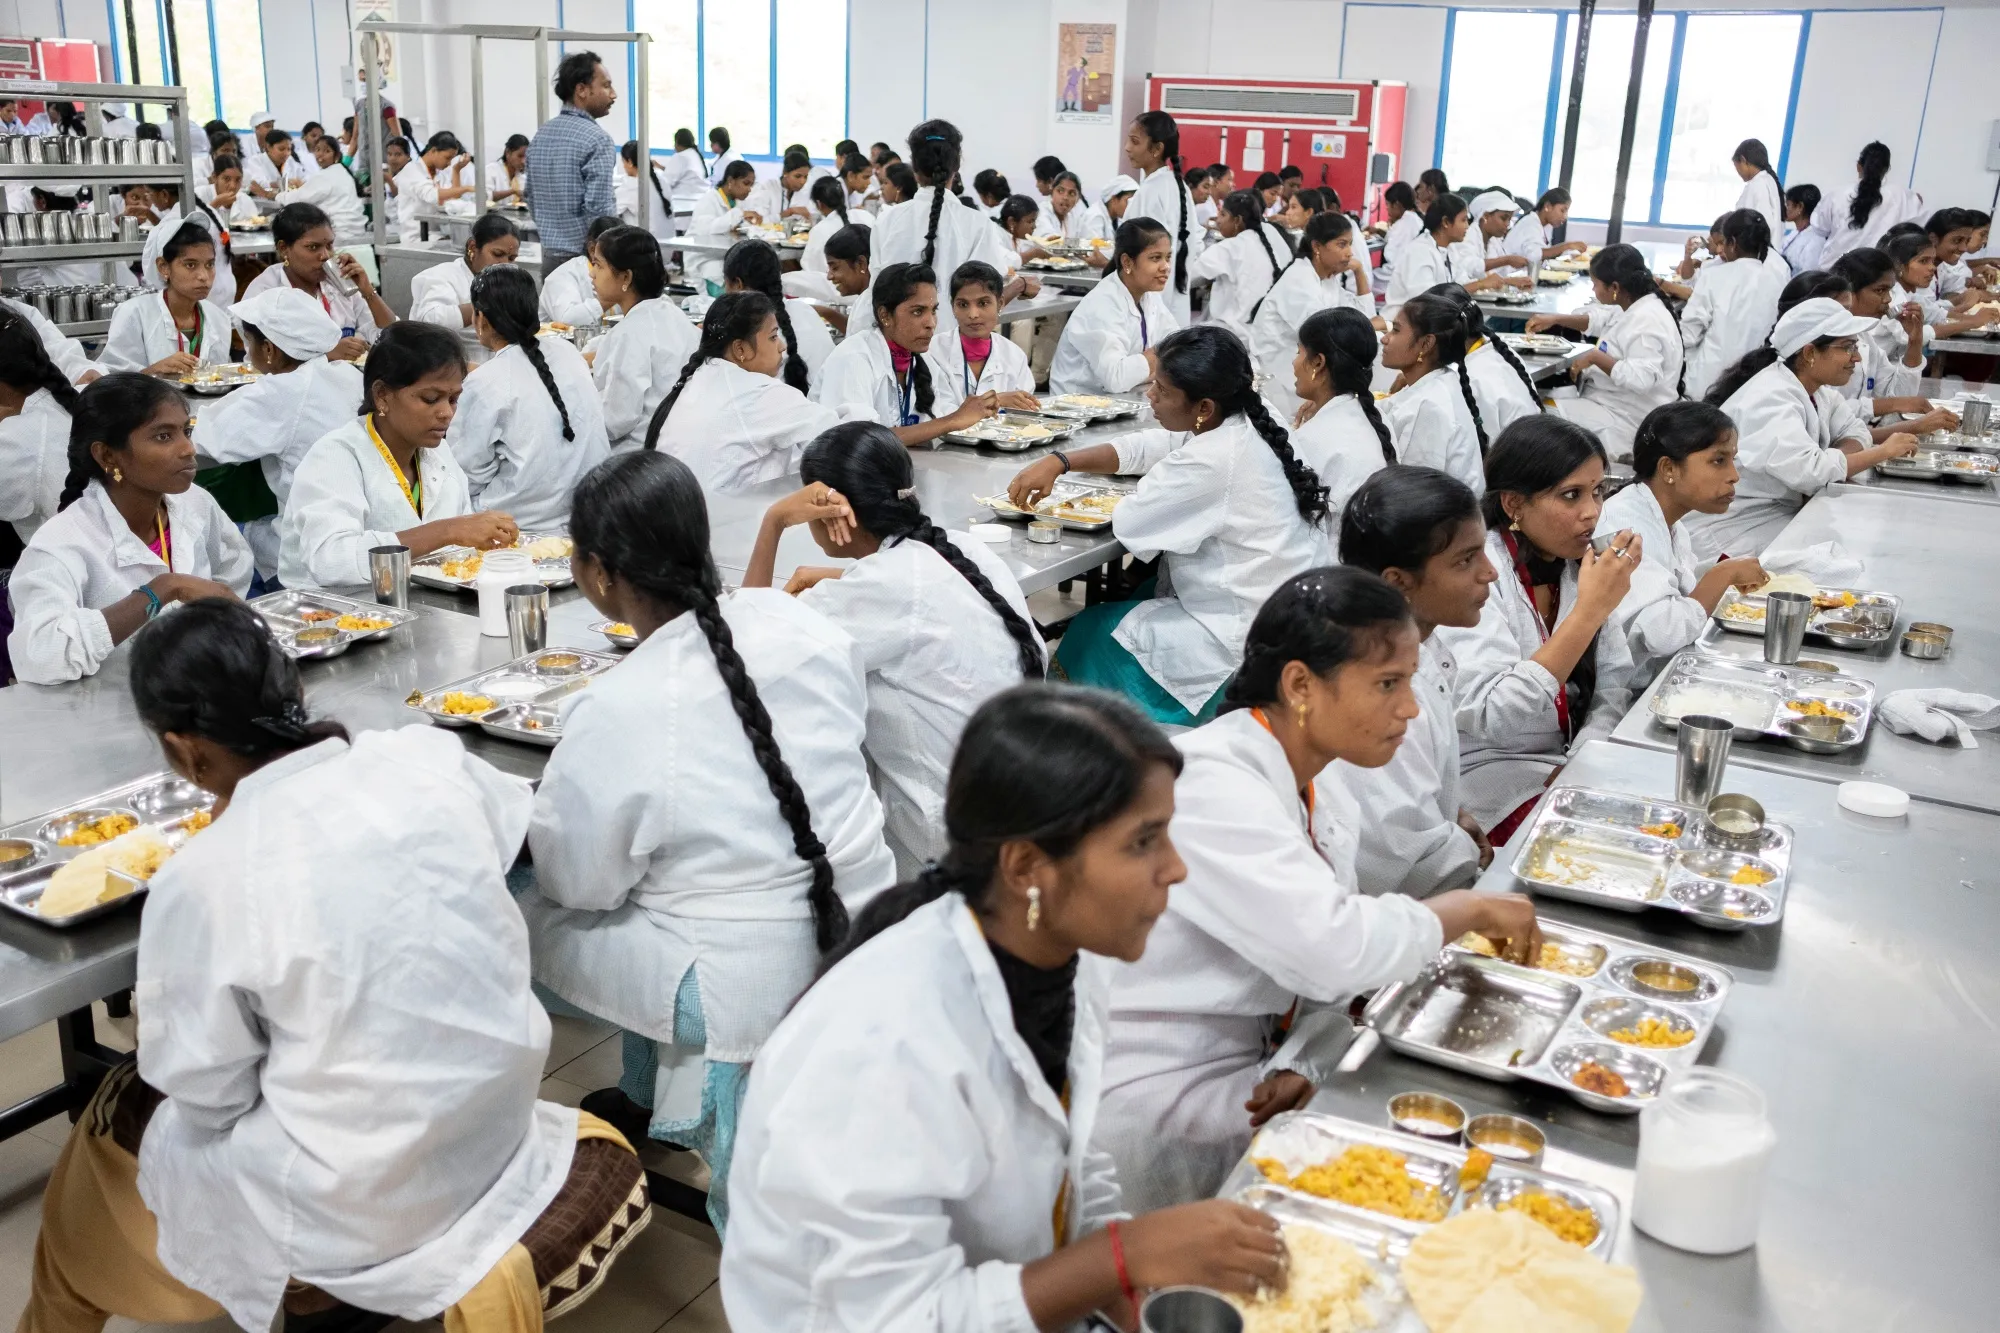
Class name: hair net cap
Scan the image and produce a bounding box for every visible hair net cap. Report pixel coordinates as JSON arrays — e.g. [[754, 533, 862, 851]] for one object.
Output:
[[1771, 297, 1876, 359], [229, 285, 342, 360]]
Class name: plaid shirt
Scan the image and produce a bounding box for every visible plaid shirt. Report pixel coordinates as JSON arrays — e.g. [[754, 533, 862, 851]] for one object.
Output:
[[526, 105, 617, 254]]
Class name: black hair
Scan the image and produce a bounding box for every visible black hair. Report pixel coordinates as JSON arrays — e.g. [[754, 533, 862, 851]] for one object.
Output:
[[1632, 400, 1734, 480], [1434, 283, 1542, 410], [1112, 216, 1171, 279], [1882, 228, 1934, 276], [584, 213, 623, 254], [47, 101, 86, 136], [472, 266, 573, 443], [1733, 138, 1780, 194], [1535, 186, 1571, 211], [869, 263, 938, 417], [884, 162, 917, 201], [264, 128, 292, 147], [673, 127, 703, 164], [1223, 567, 1414, 712], [1719, 208, 1771, 262], [467, 210, 518, 256], [1298, 308, 1394, 465], [359, 321, 468, 418], [646, 292, 777, 446], [56, 373, 184, 511], [1925, 207, 1966, 240], [1254, 171, 1282, 194], [1711, 270, 1859, 406], [995, 194, 1038, 232], [301, 121, 323, 137], [1423, 192, 1467, 236], [596, 224, 668, 301], [203, 117, 231, 137], [1338, 465, 1481, 572], [1879, 221, 1925, 244], [824, 223, 872, 266], [420, 130, 460, 158], [1248, 211, 1350, 323], [572, 451, 848, 952], [158, 221, 215, 265], [501, 132, 529, 159], [1293, 187, 1327, 216], [130, 599, 350, 758], [802, 423, 1045, 679], [1851, 142, 1891, 230], [1132, 109, 1191, 295], [385, 136, 412, 160], [1479, 414, 1609, 532], [1782, 268, 1848, 307], [208, 153, 240, 177], [1384, 181, 1416, 210], [824, 683, 1181, 969], [272, 201, 330, 247], [0, 308, 83, 416], [1049, 170, 1083, 198], [1418, 168, 1451, 196], [950, 260, 1005, 301], [839, 152, 871, 179], [555, 51, 603, 104], [1155, 325, 1328, 525], [834, 139, 859, 157], [973, 168, 1011, 204], [782, 147, 812, 177], [710, 127, 733, 152], [1033, 155, 1066, 184], [1221, 189, 1289, 291], [724, 239, 809, 394], [719, 159, 756, 188], [907, 119, 964, 270], [810, 174, 850, 227], [869, 142, 893, 164], [1831, 246, 1894, 292], [1278, 164, 1305, 183], [621, 140, 670, 219], [1784, 183, 1820, 220], [1399, 290, 1490, 457], [1590, 244, 1685, 398]]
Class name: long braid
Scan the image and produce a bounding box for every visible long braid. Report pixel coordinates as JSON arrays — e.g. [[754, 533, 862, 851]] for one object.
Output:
[[0, 307, 83, 416], [647, 158, 670, 218], [1455, 358, 1490, 456], [769, 299, 809, 394], [644, 290, 779, 449], [471, 266, 573, 442], [1171, 157, 1190, 294], [55, 433, 101, 512], [1240, 390, 1329, 525], [1485, 331, 1544, 407], [1254, 220, 1287, 284], [1354, 388, 1396, 464], [1246, 256, 1298, 325], [643, 352, 710, 449], [724, 240, 809, 393], [1303, 308, 1396, 467], [907, 345, 935, 417], [908, 119, 964, 271], [921, 183, 948, 270], [521, 340, 576, 441], [907, 521, 1045, 678]]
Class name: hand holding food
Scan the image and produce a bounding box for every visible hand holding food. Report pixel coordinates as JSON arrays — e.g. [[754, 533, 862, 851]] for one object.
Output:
[[147, 352, 201, 378], [1120, 1200, 1287, 1298], [1908, 407, 1960, 434], [1435, 888, 1542, 966], [1008, 455, 1068, 509], [1882, 431, 1921, 459], [448, 512, 521, 551], [945, 391, 1000, 430], [151, 573, 240, 607], [1716, 556, 1768, 591], [996, 390, 1043, 412], [1243, 1070, 1315, 1128]]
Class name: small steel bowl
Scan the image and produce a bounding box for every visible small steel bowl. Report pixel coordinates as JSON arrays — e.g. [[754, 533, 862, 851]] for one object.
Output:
[[1464, 1113, 1546, 1166], [1139, 1287, 1242, 1333], [0, 837, 47, 874], [1581, 996, 1700, 1051], [1901, 630, 1949, 660], [1908, 621, 1954, 646], [526, 651, 588, 676], [128, 777, 210, 821], [1784, 714, 1859, 753], [1702, 793, 1767, 851], [1548, 1042, 1666, 1111], [38, 807, 141, 847], [1387, 1091, 1466, 1142], [1614, 955, 1720, 1003], [1026, 520, 1061, 545]]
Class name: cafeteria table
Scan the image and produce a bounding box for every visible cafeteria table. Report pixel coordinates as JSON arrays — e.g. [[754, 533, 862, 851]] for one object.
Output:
[[1313, 739, 1998, 1333]]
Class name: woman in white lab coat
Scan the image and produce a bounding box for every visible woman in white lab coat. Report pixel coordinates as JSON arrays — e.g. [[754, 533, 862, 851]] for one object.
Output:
[[1377, 181, 1421, 279], [0, 309, 78, 544], [1731, 139, 1785, 241], [1685, 298, 1919, 560], [97, 224, 233, 377], [407, 211, 520, 330], [1385, 194, 1515, 318], [724, 238, 835, 390], [7, 374, 252, 684], [645, 292, 837, 492], [1527, 243, 1685, 462], [1098, 568, 1543, 1212], [615, 140, 677, 243], [487, 133, 529, 203], [1379, 290, 1489, 496], [867, 120, 1022, 332], [1680, 209, 1785, 400], [521, 450, 896, 1230], [1125, 110, 1201, 326], [660, 128, 709, 209], [1288, 308, 1398, 535], [1596, 401, 1768, 685], [686, 161, 760, 288], [1435, 416, 1638, 838], [1780, 185, 1826, 275], [1251, 212, 1374, 420], [1811, 141, 1925, 267], [927, 260, 1040, 414], [275, 135, 366, 237], [747, 149, 815, 225], [279, 323, 518, 588], [447, 266, 608, 530], [588, 225, 701, 452], [11, 598, 651, 1333], [1009, 325, 1329, 725], [138, 184, 240, 308], [1430, 288, 1546, 438], [1047, 170, 1112, 254], [706, 126, 743, 185], [238, 202, 394, 361], [723, 684, 1290, 1331], [391, 132, 474, 238], [1049, 218, 1179, 396], [1883, 229, 2000, 341], [1500, 187, 1587, 284], [1187, 189, 1291, 345], [799, 174, 869, 277], [812, 262, 995, 446], [745, 424, 1045, 875], [540, 215, 620, 328], [194, 154, 261, 228], [1334, 466, 1496, 898], [1825, 251, 1959, 432]]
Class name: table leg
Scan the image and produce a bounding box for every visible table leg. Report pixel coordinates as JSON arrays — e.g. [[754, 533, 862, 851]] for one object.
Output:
[[0, 1006, 122, 1142], [644, 1168, 714, 1230]]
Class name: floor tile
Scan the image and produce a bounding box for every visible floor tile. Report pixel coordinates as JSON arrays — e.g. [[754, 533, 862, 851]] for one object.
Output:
[[658, 1284, 728, 1331], [553, 1029, 626, 1090], [544, 1012, 616, 1077]]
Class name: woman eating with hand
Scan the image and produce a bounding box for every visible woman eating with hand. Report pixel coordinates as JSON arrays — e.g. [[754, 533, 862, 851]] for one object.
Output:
[[238, 202, 395, 361], [1250, 211, 1374, 420], [1526, 244, 1684, 462], [813, 262, 997, 447], [1098, 568, 1542, 1212], [279, 322, 517, 589], [7, 374, 252, 684]]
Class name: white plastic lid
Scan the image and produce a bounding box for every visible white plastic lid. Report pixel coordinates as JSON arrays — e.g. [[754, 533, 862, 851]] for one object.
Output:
[[967, 523, 1013, 545], [1837, 781, 1910, 818]]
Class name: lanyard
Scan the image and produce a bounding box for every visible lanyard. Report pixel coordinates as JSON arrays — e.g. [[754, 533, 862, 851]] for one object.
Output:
[[1501, 528, 1573, 739], [1137, 304, 1150, 351], [895, 365, 919, 426], [150, 508, 173, 572], [165, 293, 202, 357], [367, 415, 422, 517], [1247, 707, 1315, 834]]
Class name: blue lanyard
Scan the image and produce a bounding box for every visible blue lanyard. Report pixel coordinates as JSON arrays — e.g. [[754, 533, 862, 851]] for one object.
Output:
[[896, 365, 919, 426], [1138, 305, 1149, 350]]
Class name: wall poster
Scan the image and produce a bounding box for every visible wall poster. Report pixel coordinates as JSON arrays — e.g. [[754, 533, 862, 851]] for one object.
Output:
[[1055, 23, 1116, 124]]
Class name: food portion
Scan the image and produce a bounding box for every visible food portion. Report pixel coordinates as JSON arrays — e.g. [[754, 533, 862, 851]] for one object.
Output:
[[298, 607, 340, 623], [1255, 1143, 1448, 1223], [1785, 699, 1852, 719], [525, 535, 574, 561], [439, 552, 484, 580], [605, 622, 636, 637], [534, 652, 584, 671], [1569, 1062, 1631, 1098], [1458, 1148, 1495, 1192], [57, 811, 137, 847], [177, 808, 214, 835], [1230, 1224, 1379, 1333], [1654, 682, 1772, 731], [1494, 1190, 1602, 1248], [1607, 1016, 1694, 1049], [38, 825, 179, 918], [1402, 1208, 1641, 1333], [1637, 820, 1682, 839], [1719, 600, 1765, 623], [1630, 962, 1699, 993], [440, 692, 497, 716], [293, 627, 342, 645], [1047, 492, 1121, 522], [336, 613, 394, 632], [1454, 933, 1601, 978], [1728, 863, 1776, 887]]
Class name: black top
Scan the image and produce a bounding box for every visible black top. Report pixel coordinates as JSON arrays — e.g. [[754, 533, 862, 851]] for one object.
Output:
[[989, 941, 1078, 1094]]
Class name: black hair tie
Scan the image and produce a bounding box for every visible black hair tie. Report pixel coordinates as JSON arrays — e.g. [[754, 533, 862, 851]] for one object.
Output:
[[251, 700, 313, 743]]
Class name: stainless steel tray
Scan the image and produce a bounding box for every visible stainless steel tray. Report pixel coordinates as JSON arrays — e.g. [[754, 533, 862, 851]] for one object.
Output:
[[1648, 650, 1876, 753], [1474, 287, 1538, 305], [1360, 924, 1733, 1115], [1500, 332, 1574, 356], [404, 648, 621, 740], [1034, 393, 1145, 421], [177, 367, 261, 396], [1876, 449, 1999, 483], [1023, 255, 1088, 271], [1714, 587, 1901, 650], [249, 589, 418, 660], [941, 412, 1081, 451], [410, 532, 575, 591], [976, 477, 1127, 531], [1222, 1110, 1624, 1259], [0, 774, 215, 929], [1506, 786, 1793, 928]]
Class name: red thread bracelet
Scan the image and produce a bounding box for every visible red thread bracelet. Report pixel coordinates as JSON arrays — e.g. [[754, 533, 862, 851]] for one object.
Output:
[[1106, 1220, 1139, 1326]]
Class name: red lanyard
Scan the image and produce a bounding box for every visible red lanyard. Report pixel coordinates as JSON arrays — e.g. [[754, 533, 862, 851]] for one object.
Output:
[[1501, 529, 1573, 740], [166, 294, 202, 357]]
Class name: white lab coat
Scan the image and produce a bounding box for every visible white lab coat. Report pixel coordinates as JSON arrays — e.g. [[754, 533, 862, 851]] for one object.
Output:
[[686, 187, 749, 284], [0, 388, 71, 542], [1052, 202, 1111, 248], [779, 296, 837, 390], [1435, 529, 1631, 829], [812, 326, 939, 429], [6, 481, 254, 684], [279, 418, 473, 588], [1381, 365, 1486, 497], [1812, 181, 1925, 267], [1186, 223, 1291, 343], [191, 355, 361, 512], [1736, 172, 1784, 242], [275, 162, 366, 237], [1108, 417, 1331, 714], [243, 148, 305, 196], [447, 338, 609, 530], [863, 188, 1019, 332], [1100, 710, 1443, 1212], [723, 894, 1123, 1333], [1553, 294, 1683, 460], [1380, 210, 1423, 277], [1501, 212, 1548, 281], [521, 591, 895, 1111], [1594, 480, 1705, 687], [1290, 395, 1391, 535], [392, 158, 457, 237], [747, 177, 810, 225], [615, 166, 677, 243], [538, 255, 602, 327], [135, 729, 573, 1333], [485, 159, 525, 201], [3, 297, 91, 382], [1336, 635, 1479, 899], [194, 182, 262, 228], [1048, 274, 1178, 396], [592, 297, 700, 452], [1685, 361, 1858, 561], [1780, 223, 1825, 277], [1680, 258, 1783, 401], [1836, 325, 1921, 418], [660, 147, 708, 207], [801, 208, 867, 274], [654, 358, 837, 493], [707, 148, 745, 187], [240, 262, 381, 344], [924, 328, 1036, 414], [1467, 341, 1543, 438], [1384, 231, 1453, 318], [1251, 261, 1370, 421], [797, 534, 1041, 876], [409, 256, 478, 328], [95, 292, 233, 374], [1131, 165, 1203, 325], [139, 203, 238, 308]]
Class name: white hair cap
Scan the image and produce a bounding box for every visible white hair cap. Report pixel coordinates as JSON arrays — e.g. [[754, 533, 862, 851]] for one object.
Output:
[[1101, 174, 1139, 200], [229, 285, 342, 360], [249, 110, 275, 127], [1770, 297, 1876, 360], [1466, 190, 1517, 222]]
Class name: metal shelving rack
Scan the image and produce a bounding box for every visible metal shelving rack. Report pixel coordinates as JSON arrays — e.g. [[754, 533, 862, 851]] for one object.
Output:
[[0, 80, 196, 338]]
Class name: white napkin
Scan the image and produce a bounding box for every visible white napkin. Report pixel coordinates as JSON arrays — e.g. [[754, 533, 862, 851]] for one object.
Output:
[[1761, 539, 1864, 586], [1878, 689, 2000, 747]]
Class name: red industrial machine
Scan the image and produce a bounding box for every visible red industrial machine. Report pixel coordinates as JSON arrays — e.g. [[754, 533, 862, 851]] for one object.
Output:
[[1146, 74, 1407, 224], [0, 36, 105, 120]]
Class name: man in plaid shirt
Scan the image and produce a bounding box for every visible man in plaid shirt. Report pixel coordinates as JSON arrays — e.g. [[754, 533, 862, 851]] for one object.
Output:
[[528, 51, 619, 272]]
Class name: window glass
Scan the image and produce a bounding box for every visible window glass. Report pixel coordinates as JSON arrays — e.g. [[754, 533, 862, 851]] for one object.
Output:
[[703, 0, 773, 158], [634, 0, 699, 153], [1657, 14, 1802, 226], [170, 3, 218, 124], [209, 0, 270, 130], [1555, 12, 1673, 220], [1439, 11, 1559, 197], [775, 0, 848, 156]]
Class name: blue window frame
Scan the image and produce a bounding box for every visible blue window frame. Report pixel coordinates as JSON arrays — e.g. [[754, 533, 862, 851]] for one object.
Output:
[[630, 0, 850, 163], [105, 0, 269, 129]]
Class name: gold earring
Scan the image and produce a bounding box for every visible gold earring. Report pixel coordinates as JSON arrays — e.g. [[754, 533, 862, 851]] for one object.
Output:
[[1294, 700, 1309, 727], [111, 466, 123, 483], [1026, 886, 1042, 932]]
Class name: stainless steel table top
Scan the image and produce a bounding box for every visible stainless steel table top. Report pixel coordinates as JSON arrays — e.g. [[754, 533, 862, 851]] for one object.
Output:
[[1839, 469, 2000, 508], [1314, 738, 1998, 1333], [1022, 265, 1102, 290], [1930, 334, 2000, 355]]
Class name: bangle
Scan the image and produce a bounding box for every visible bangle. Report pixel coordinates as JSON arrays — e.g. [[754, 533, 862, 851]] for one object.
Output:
[[1053, 449, 1072, 475], [1106, 1220, 1139, 1327], [139, 584, 162, 619]]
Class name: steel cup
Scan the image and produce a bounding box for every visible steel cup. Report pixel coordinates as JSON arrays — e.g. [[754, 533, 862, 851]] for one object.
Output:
[[1, 214, 20, 245], [505, 585, 550, 657], [1140, 1288, 1243, 1333], [1762, 591, 1812, 665], [369, 544, 411, 608], [1676, 715, 1735, 807], [1962, 396, 1993, 437]]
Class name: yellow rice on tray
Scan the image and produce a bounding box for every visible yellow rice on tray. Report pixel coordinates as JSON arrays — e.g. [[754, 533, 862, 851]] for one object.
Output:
[[1232, 1224, 1378, 1333], [1256, 1144, 1448, 1222]]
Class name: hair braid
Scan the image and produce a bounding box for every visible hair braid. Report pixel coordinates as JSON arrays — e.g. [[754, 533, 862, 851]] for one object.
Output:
[[908, 347, 935, 417], [0, 308, 83, 415], [921, 183, 948, 270], [769, 298, 810, 394], [520, 339, 575, 442], [1354, 388, 1397, 465], [471, 266, 574, 443], [1252, 219, 1285, 285], [1240, 390, 1329, 525], [1484, 332, 1544, 409], [1169, 159, 1190, 294], [55, 436, 100, 512], [724, 240, 810, 393], [1454, 358, 1490, 457], [908, 521, 1045, 679], [643, 351, 710, 450]]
